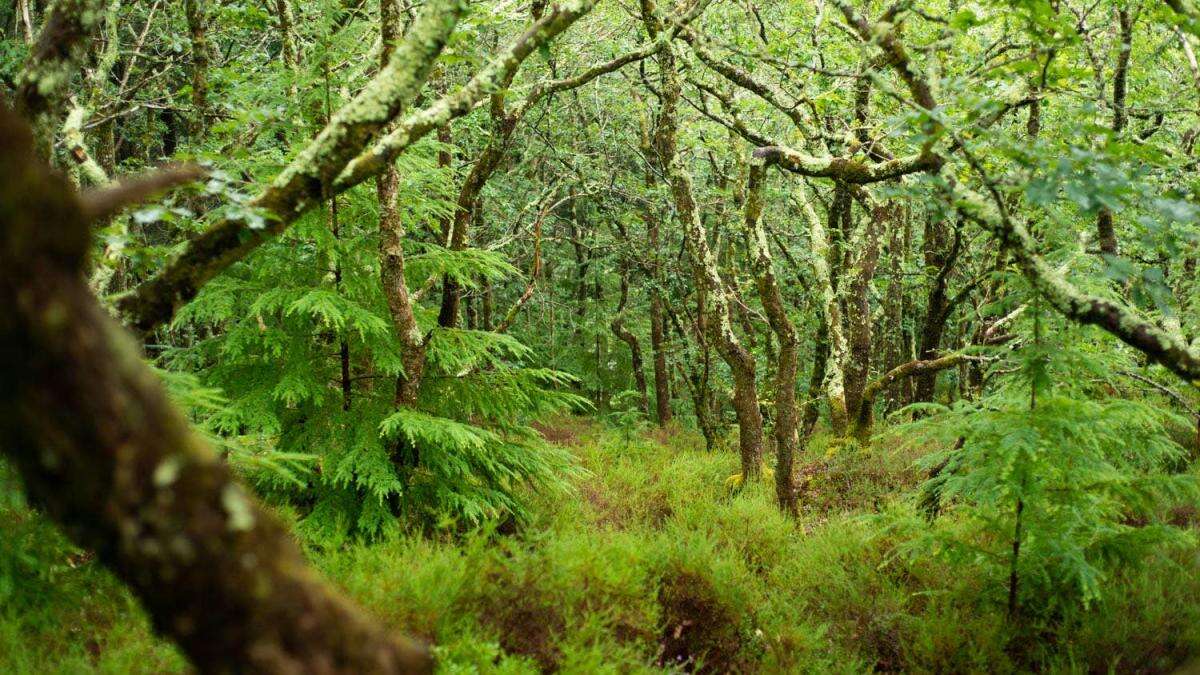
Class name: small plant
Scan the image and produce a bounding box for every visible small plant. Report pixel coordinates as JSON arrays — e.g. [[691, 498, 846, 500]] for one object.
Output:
[[604, 389, 651, 444], [900, 306, 1199, 619]]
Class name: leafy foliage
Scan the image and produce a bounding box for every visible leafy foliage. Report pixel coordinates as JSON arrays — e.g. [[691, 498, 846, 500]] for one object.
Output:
[[901, 306, 1199, 615]]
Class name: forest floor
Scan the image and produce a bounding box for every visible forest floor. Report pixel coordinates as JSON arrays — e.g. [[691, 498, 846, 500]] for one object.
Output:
[[4, 417, 1200, 673]]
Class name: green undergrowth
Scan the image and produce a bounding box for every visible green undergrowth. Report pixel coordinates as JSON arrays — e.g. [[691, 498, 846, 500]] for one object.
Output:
[[4, 418, 1200, 672]]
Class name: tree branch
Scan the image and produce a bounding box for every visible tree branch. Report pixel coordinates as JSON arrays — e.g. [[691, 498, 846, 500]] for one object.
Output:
[[0, 104, 432, 675], [852, 353, 968, 441], [113, 0, 469, 334], [753, 145, 942, 183], [949, 174, 1200, 386]]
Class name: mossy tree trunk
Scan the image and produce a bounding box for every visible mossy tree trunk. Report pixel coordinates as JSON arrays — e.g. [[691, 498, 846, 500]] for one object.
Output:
[[796, 181, 850, 435], [743, 162, 799, 513], [842, 201, 885, 420], [182, 0, 210, 137], [0, 104, 432, 675], [648, 27, 763, 478]]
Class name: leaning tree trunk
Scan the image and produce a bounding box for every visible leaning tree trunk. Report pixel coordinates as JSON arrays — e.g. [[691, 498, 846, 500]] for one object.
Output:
[[437, 108, 516, 327], [0, 105, 431, 674]]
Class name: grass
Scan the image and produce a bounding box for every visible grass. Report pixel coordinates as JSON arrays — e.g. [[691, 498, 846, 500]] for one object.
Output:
[[3, 416, 1200, 672]]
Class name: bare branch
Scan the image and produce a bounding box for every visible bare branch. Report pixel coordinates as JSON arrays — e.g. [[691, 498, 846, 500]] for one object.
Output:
[[79, 164, 206, 222]]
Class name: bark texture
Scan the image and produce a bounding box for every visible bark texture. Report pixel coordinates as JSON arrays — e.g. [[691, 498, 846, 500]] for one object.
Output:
[[376, 0, 428, 407], [649, 21, 763, 478], [0, 105, 431, 675], [744, 162, 799, 514], [795, 181, 850, 434], [183, 0, 211, 136], [842, 201, 885, 419]]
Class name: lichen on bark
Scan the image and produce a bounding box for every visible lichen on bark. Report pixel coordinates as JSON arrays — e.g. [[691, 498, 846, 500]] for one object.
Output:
[[0, 104, 433, 674]]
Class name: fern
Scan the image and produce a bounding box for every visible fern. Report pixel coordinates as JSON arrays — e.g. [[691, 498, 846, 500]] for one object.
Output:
[[898, 308, 1200, 617], [161, 170, 583, 542]]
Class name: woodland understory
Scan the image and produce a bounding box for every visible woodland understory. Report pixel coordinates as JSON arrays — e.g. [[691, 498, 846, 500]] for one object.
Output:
[[4, 0, 1200, 672]]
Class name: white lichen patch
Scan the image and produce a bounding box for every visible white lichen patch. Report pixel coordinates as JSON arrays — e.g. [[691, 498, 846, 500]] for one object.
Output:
[[221, 484, 256, 532]]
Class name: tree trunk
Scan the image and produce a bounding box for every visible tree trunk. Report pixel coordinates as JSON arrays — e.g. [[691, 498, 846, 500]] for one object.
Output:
[[881, 204, 912, 409], [650, 34, 763, 478], [650, 292, 672, 424], [377, 0, 427, 407], [744, 162, 799, 514], [1096, 7, 1133, 256], [610, 223, 650, 414], [0, 104, 431, 675], [670, 302, 719, 453], [842, 200, 886, 418], [796, 181, 850, 435], [182, 0, 210, 137], [638, 98, 673, 426], [274, 0, 299, 68], [437, 51, 520, 328], [17, 0, 34, 43], [913, 216, 961, 402]]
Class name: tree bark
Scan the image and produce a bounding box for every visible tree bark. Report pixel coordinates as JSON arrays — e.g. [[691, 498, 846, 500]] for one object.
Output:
[[377, 0, 427, 407], [668, 299, 720, 453], [880, 205, 913, 409], [611, 221, 650, 414], [1096, 7, 1133, 256], [183, 0, 210, 137], [274, 0, 299, 68], [0, 104, 432, 675], [638, 97, 673, 426], [796, 181, 850, 434], [913, 216, 962, 402], [649, 292, 672, 424], [437, 111, 516, 327], [842, 200, 886, 418], [649, 28, 763, 478], [744, 162, 799, 514]]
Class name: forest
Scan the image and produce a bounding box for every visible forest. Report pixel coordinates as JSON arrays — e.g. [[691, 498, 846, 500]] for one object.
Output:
[[4, 0, 1200, 671]]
